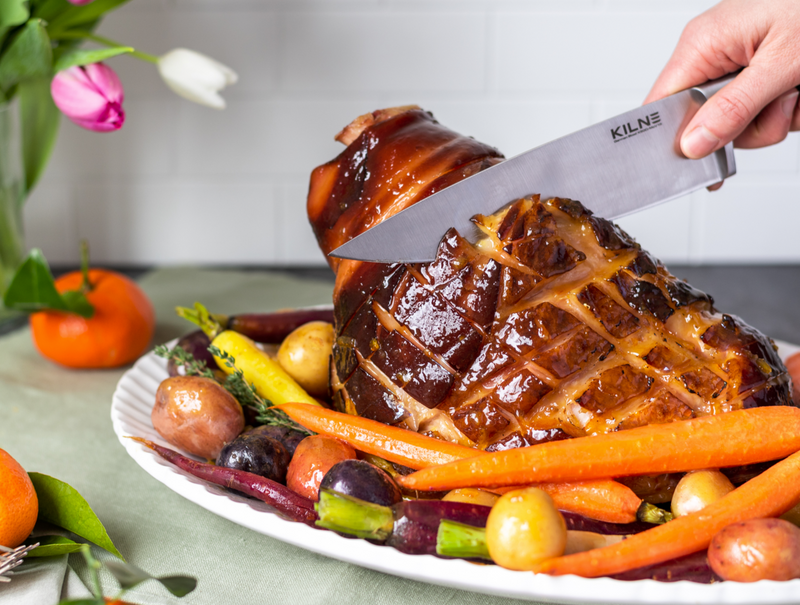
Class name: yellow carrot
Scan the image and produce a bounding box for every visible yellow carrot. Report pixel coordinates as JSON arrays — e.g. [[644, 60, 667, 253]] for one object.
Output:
[[212, 331, 319, 407]]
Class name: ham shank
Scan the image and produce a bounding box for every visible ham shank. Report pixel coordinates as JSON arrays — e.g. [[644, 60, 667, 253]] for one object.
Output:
[[307, 106, 795, 451]]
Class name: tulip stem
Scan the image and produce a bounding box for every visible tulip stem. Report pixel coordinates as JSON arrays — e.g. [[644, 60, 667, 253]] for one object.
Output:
[[53, 31, 159, 64], [80, 239, 93, 293]]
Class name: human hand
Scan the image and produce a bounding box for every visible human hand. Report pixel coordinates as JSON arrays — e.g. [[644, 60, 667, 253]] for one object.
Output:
[[645, 0, 800, 160]]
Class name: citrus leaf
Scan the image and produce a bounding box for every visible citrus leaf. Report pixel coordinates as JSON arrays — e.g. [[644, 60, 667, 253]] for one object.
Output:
[[3, 248, 69, 312], [18, 76, 61, 194], [2, 248, 94, 317], [104, 560, 197, 598], [61, 290, 94, 318], [0, 19, 52, 94], [28, 473, 124, 560], [54, 46, 133, 72], [27, 535, 84, 557]]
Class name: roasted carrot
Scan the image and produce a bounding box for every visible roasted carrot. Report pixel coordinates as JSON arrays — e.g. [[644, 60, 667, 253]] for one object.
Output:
[[278, 402, 477, 468], [279, 403, 643, 523], [398, 407, 800, 492], [528, 480, 643, 525], [532, 447, 800, 577]]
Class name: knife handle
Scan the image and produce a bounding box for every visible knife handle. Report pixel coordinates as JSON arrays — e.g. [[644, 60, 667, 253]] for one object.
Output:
[[688, 74, 738, 179]]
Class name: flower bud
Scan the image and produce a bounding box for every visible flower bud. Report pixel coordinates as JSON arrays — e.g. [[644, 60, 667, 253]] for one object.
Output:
[[50, 63, 125, 132], [157, 48, 237, 109]]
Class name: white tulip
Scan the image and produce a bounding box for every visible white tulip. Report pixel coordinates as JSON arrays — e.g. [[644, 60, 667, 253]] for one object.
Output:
[[157, 48, 238, 110]]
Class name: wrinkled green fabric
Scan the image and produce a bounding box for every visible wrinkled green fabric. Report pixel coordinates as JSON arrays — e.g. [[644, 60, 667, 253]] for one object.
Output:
[[0, 268, 540, 605]]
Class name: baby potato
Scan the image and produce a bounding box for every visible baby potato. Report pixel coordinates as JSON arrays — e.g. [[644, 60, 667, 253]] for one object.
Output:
[[286, 435, 356, 501], [442, 488, 500, 507], [708, 518, 800, 582], [485, 487, 566, 571], [152, 375, 244, 459], [277, 321, 334, 397], [671, 469, 734, 517]]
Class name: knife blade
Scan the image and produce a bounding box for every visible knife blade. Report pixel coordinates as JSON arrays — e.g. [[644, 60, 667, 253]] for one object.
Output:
[[329, 75, 736, 264]]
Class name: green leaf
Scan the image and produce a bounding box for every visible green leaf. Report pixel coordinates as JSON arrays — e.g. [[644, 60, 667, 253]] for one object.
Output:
[[27, 535, 84, 557], [3, 249, 69, 312], [28, 473, 124, 560], [46, 0, 131, 35], [3, 249, 94, 317], [0, 19, 52, 94], [104, 560, 197, 598], [17, 76, 61, 194], [32, 0, 73, 23], [54, 46, 133, 72], [0, 0, 28, 28]]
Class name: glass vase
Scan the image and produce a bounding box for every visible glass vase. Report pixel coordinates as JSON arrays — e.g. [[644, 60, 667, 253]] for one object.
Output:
[[0, 100, 26, 314]]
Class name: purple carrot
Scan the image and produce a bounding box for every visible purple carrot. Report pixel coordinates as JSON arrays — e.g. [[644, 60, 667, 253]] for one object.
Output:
[[218, 309, 334, 343], [561, 511, 654, 536], [610, 550, 720, 584], [168, 330, 218, 377], [389, 500, 493, 555], [132, 437, 317, 525]]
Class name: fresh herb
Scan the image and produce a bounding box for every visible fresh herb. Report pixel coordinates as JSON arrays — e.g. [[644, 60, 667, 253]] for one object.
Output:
[[154, 343, 215, 379], [209, 345, 312, 435], [155, 342, 311, 435], [58, 544, 196, 605]]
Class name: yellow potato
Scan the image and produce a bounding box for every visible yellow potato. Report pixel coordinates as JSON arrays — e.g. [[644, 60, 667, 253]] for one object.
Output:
[[277, 321, 335, 397]]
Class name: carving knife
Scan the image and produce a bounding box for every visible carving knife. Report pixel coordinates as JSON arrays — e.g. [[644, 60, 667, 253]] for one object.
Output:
[[329, 74, 736, 264]]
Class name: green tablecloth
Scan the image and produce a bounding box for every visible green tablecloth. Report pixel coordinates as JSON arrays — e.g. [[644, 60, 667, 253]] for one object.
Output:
[[0, 268, 535, 605]]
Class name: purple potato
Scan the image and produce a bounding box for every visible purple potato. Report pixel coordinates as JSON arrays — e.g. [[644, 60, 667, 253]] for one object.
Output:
[[246, 425, 307, 457], [216, 431, 292, 484], [321, 460, 402, 507]]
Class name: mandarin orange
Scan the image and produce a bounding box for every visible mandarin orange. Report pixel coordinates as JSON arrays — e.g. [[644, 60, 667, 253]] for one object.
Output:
[[0, 449, 38, 548], [30, 269, 155, 368]]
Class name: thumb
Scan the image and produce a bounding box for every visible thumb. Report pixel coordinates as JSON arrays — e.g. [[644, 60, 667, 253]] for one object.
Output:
[[680, 66, 786, 158]]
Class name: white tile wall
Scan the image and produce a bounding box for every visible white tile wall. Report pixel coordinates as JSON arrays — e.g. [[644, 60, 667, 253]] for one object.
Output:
[[22, 0, 800, 266]]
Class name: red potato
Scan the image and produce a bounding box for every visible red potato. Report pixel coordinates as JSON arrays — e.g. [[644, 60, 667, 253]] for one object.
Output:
[[286, 435, 356, 501], [708, 518, 800, 582], [152, 376, 244, 459]]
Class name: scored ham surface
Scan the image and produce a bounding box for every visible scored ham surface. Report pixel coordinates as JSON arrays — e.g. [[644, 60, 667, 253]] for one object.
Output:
[[307, 106, 795, 451]]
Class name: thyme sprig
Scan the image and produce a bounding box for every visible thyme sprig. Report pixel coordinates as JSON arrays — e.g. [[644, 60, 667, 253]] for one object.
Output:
[[155, 342, 311, 435], [154, 344, 215, 379]]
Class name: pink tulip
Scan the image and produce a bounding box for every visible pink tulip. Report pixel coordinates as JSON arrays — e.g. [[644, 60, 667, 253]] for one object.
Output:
[[50, 63, 125, 132]]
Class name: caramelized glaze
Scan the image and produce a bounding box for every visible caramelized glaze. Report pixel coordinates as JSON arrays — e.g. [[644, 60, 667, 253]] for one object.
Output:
[[308, 107, 795, 450]]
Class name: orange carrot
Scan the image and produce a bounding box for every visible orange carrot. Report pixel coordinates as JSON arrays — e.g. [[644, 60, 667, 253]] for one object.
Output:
[[398, 407, 800, 492], [533, 480, 642, 525], [278, 402, 476, 468], [532, 447, 800, 577], [279, 402, 642, 523]]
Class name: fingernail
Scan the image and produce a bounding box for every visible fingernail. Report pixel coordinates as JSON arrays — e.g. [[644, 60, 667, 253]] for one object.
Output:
[[682, 125, 720, 159], [781, 90, 799, 119]]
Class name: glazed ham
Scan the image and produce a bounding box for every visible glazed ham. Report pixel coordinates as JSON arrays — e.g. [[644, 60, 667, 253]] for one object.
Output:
[[307, 107, 795, 451]]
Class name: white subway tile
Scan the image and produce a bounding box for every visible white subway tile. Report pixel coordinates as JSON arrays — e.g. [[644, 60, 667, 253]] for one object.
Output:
[[615, 194, 692, 264], [494, 12, 693, 94], [692, 183, 800, 263], [44, 98, 180, 178], [165, 11, 280, 94], [734, 134, 800, 174], [175, 97, 382, 177], [71, 179, 279, 264], [281, 12, 486, 92], [276, 182, 328, 265], [23, 180, 80, 265], [377, 96, 593, 157]]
